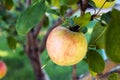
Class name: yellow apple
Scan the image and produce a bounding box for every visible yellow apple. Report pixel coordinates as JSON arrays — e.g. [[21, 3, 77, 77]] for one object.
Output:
[[0, 60, 7, 79], [93, 0, 115, 8], [46, 26, 87, 66]]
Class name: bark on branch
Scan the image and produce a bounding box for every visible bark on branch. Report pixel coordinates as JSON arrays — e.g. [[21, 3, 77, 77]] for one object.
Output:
[[33, 15, 46, 38], [79, 0, 89, 15], [39, 9, 78, 53], [24, 1, 78, 79], [25, 0, 46, 80], [80, 60, 120, 80], [25, 31, 46, 80], [72, 65, 77, 80]]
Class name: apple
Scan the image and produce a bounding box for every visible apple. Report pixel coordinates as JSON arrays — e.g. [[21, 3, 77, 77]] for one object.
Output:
[[0, 60, 7, 79], [93, 0, 115, 8], [46, 26, 87, 66]]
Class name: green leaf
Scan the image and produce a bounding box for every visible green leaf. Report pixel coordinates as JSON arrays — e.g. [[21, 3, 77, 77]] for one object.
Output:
[[46, 0, 51, 5], [4, 0, 14, 10], [61, 0, 79, 5], [71, 4, 78, 10], [101, 12, 111, 25], [0, 0, 6, 16], [41, 56, 50, 69], [32, 0, 40, 4], [89, 22, 107, 49], [96, 34, 106, 49], [88, 0, 96, 8], [43, 16, 49, 27], [73, 12, 91, 27], [51, 0, 60, 8], [108, 73, 120, 80], [80, 27, 88, 34], [47, 8, 60, 16], [16, 1, 47, 35], [89, 68, 97, 76], [86, 50, 105, 73], [60, 5, 68, 16], [63, 17, 75, 27], [105, 9, 120, 63], [7, 36, 17, 49]]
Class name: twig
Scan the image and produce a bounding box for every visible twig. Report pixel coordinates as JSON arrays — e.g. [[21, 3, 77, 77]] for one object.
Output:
[[26, 0, 31, 7], [34, 15, 46, 38], [98, 68, 120, 79], [103, 60, 119, 74], [25, 0, 46, 80], [79, 0, 89, 16], [26, 28, 46, 80], [95, 0, 107, 15], [80, 60, 119, 80], [39, 9, 78, 53], [72, 65, 77, 80], [79, 0, 83, 16], [71, 1, 89, 80]]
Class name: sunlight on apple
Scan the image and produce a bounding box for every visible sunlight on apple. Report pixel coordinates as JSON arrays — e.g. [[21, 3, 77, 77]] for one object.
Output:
[[46, 26, 87, 66]]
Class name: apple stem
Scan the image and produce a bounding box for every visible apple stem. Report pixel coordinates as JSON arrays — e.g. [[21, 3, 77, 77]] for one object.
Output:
[[69, 25, 81, 32]]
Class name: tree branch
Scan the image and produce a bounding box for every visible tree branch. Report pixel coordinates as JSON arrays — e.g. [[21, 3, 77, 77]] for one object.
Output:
[[72, 65, 77, 80], [98, 68, 120, 79], [39, 9, 78, 53], [33, 15, 46, 38], [80, 60, 120, 80], [79, 0, 89, 15], [26, 31, 47, 80], [26, 0, 31, 7], [25, 0, 47, 80]]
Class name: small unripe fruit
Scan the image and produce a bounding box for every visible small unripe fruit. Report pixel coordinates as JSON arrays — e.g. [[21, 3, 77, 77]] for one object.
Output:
[[46, 26, 87, 66], [93, 0, 115, 8], [0, 60, 7, 79]]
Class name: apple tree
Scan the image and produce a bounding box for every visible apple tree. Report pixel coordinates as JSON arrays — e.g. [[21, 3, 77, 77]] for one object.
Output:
[[0, 0, 120, 80]]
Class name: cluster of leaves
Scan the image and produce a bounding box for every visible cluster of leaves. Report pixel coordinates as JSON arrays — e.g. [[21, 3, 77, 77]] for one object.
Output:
[[61, 1, 120, 78], [1, 0, 120, 79], [0, 0, 17, 49], [86, 9, 120, 76], [51, 0, 120, 78], [16, 0, 82, 35], [0, 0, 28, 49]]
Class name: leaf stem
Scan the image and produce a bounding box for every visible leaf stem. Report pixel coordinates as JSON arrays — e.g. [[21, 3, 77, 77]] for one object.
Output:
[[93, 26, 107, 44], [95, 0, 107, 15]]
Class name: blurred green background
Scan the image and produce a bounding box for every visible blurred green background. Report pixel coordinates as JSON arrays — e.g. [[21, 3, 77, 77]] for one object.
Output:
[[0, 35, 88, 80], [0, 20, 97, 80]]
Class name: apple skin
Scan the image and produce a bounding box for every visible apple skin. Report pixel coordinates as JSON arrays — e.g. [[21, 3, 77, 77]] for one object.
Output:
[[93, 0, 115, 8], [46, 26, 87, 66], [0, 60, 7, 79]]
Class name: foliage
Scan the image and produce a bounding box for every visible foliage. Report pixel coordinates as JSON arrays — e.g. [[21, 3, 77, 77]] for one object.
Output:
[[16, 1, 47, 35], [108, 73, 120, 80], [0, 0, 120, 80], [105, 9, 120, 63], [85, 50, 105, 73]]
